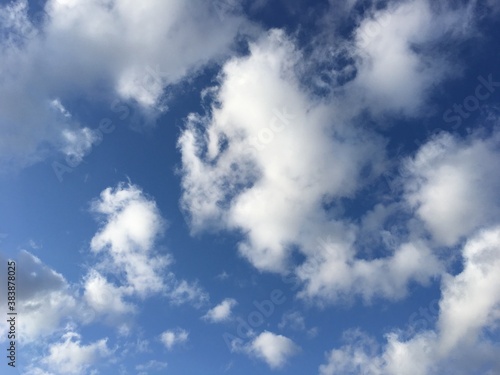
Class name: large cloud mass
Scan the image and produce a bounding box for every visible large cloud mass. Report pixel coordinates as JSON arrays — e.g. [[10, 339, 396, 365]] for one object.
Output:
[[0, 0, 252, 169], [178, 0, 477, 303], [319, 226, 500, 375]]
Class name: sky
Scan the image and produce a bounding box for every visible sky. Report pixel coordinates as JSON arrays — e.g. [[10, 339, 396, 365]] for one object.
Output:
[[0, 0, 500, 374]]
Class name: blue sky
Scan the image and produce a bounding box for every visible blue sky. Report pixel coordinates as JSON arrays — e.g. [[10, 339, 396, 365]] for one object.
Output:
[[1, 0, 500, 374]]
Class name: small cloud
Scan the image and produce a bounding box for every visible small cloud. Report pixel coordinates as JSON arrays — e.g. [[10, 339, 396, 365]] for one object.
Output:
[[168, 279, 209, 307], [89, 183, 170, 297], [135, 359, 168, 372], [135, 339, 150, 353], [216, 271, 230, 280], [28, 239, 42, 249], [160, 328, 189, 350], [307, 327, 319, 338], [61, 127, 101, 165], [278, 310, 319, 338], [233, 331, 300, 369], [279, 311, 306, 331], [50, 98, 72, 118], [203, 298, 237, 323]]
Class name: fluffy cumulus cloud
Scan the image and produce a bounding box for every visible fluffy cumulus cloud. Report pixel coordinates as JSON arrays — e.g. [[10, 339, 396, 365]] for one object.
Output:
[[178, 22, 455, 304], [245, 331, 300, 369], [89, 182, 169, 297], [404, 129, 500, 246], [86, 182, 208, 311], [0, 181, 217, 375], [0, 0, 253, 169], [348, 0, 475, 116], [319, 226, 500, 375], [0, 180, 209, 375], [296, 236, 442, 304], [179, 29, 386, 274], [0, 250, 86, 343], [160, 328, 189, 350], [203, 298, 238, 322], [41, 331, 112, 375], [83, 269, 136, 318]]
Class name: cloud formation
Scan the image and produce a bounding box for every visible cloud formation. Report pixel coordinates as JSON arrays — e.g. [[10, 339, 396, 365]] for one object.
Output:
[[179, 29, 386, 274], [160, 328, 189, 350], [90, 183, 169, 297], [404, 129, 500, 246], [203, 298, 238, 323], [0, 0, 253, 169], [246, 331, 300, 369], [319, 226, 500, 375], [41, 331, 112, 375], [0, 251, 83, 343]]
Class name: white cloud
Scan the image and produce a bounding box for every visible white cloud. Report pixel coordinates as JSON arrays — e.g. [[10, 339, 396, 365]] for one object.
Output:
[[167, 277, 209, 308], [88, 182, 209, 313], [296, 237, 442, 304], [179, 23, 468, 306], [349, 0, 476, 116], [41, 331, 111, 375], [319, 225, 500, 375], [245, 331, 300, 369], [279, 311, 306, 331], [135, 359, 168, 372], [0, 251, 87, 344], [404, 130, 500, 246], [437, 226, 500, 354], [83, 270, 135, 318], [23, 367, 55, 375], [160, 328, 189, 350], [319, 330, 384, 375], [0, 0, 255, 169], [90, 183, 170, 297], [203, 298, 237, 323], [179, 29, 386, 274], [60, 126, 101, 166]]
